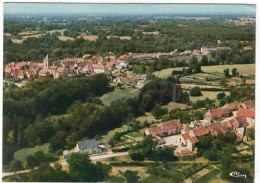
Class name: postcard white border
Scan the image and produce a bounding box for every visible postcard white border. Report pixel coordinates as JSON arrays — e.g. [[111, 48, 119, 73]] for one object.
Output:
[[0, 0, 259, 182]]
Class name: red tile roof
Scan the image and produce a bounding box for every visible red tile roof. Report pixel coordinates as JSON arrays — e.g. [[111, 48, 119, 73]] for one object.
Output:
[[158, 120, 182, 131], [234, 115, 247, 124], [192, 127, 209, 137], [244, 100, 253, 109], [39, 69, 50, 76], [229, 119, 239, 129], [4, 67, 12, 74], [221, 121, 233, 129], [48, 65, 58, 70], [193, 49, 201, 53], [149, 127, 162, 136], [206, 123, 229, 135], [182, 134, 191, 141], [193, 121, 203, 127], [56, 67, 66, 73], [237, 108, 255, 118], [245, 79, 255, 84], [189, 136, 199, 144], [209, 108, 230, 117], [17, 70, 25, 76], [93, 64, 107, 70], [222, 102, 242, 111]]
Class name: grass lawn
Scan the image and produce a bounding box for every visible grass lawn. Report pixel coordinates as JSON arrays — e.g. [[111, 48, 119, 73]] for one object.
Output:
[[127, 131, 143, 138], [163, 102, 191, 111], [100, 88, 139, 106], [14, 143, 50, 162], [153, 64, 255, 79], [136, 112, 157, 123], [100, 125, 129, 147]]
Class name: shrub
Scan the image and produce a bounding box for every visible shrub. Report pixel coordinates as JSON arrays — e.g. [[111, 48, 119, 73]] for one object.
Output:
[[190, 87, 202, 96], [151, 104, 168, 119]]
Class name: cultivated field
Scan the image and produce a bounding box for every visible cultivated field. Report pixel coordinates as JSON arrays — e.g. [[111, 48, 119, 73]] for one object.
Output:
[[18, 31, 39, 35], [78, 35, 98, 41], [22, 34, 45, 39], [107, 36, 132, 40], [11, 33, 45, 44], [11, 39, 23, 44], [153, 64, 255, 79], [100, 88, 139, 106], [142, 31, 160, 35], [48, 29, 67, 34], [58, 36, 74, 41]]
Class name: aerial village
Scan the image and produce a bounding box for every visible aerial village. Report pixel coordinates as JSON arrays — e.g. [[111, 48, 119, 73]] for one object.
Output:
[[4, 44, 255, 157], [61, 99, 254, 159], [145, 100, 254, 156], [4, 45, 253, 88]]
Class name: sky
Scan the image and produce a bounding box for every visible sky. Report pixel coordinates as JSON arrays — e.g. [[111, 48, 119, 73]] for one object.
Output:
[[4, 3, 256, 15]]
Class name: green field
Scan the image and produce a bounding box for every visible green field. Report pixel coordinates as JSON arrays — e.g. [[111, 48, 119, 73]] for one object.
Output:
[[100, 88, 139, 106], [189, 91, 230, 102], [100, 125, 129, 147], [14, 143, 50, 162], [153, 64, 255, 79]]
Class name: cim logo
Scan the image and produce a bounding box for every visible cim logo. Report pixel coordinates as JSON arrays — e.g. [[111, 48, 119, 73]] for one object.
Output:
[[229, 171, 247, 179]]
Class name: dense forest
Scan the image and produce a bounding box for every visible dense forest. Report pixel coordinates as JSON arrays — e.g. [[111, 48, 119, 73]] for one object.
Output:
[[3, 16, 255, 64]]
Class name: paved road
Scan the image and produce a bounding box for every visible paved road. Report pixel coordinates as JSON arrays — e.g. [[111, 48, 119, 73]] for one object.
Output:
[[90, 152, 129, 160], [2, 152, 128, 178], [2, 169, 34, 178], [60, 151, 129, 167]]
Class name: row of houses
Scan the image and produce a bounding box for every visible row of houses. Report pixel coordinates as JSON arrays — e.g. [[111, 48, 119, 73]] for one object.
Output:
[[4, 56, 68, 79], [145, 100, 255, 153], [4, 54, 135, 80], [113, 73, 147, 88], [169, 46, 231, 56]]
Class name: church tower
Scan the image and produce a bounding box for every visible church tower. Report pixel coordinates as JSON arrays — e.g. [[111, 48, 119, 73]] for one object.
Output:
[[44, 54, 49, 68]]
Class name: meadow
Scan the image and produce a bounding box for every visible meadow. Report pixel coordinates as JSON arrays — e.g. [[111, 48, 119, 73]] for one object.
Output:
[[100, 88, 139, 106], [14, 143, 50, 162], [153, 64, 255, 79]]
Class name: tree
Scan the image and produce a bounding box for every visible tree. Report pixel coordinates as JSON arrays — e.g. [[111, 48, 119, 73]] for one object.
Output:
[[217, 92, 226, 100], [129, 136, 157, 160], [203, 148, 218, 161], [201, 55, 209, 66], [151, 104, 168, 119], [124, 170, 140, 183], [224, 69, 230, 77], [232, 68, 237, 76], [190, 87, 202, 96], [67, 153, 110, 182], [27, 163, 71, 182], [150, 147, 176, 161], [6, 159, 24, 172], [247, 128, 255, 140]]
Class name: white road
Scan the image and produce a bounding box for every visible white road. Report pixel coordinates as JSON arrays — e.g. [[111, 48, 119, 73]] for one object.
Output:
[[2, 151, 129, 178], [90, 152, 129, 160]]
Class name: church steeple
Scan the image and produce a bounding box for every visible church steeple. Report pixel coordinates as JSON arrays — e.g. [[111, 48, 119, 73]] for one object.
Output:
[[45, 54, 49, 68]]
